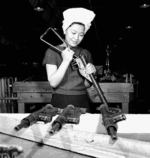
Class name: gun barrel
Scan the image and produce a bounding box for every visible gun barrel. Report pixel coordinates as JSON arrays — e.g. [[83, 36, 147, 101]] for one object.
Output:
[[49, 122, 61, 134], [14, 124, 23, 131], [107, 126, 117, 140], [14, 119, 30, 131], [49, 105, 74, 134], [49, 115, 66, 134]]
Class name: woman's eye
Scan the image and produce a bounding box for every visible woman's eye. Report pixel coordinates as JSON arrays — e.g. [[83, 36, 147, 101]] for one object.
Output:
[[80, 34, 84, 37]]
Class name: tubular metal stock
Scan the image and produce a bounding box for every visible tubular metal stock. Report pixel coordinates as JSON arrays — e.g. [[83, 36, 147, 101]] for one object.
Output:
[[40, 27, 79, 61]]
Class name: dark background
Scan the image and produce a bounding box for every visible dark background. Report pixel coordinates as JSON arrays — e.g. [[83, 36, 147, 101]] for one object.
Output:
[[0, 0, 150, 112]]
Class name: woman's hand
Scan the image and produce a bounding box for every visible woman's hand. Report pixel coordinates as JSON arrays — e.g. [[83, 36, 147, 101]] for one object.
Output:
[[61, 47, 75, 63], [79, 63, 96, 82], [85, 63, 96, 75]]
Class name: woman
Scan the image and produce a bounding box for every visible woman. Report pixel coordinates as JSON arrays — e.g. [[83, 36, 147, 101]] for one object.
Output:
[[43, 7, 96, 112]]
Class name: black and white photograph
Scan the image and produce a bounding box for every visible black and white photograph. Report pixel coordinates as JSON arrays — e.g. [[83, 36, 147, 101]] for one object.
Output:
[[0, 0, 150, 157]]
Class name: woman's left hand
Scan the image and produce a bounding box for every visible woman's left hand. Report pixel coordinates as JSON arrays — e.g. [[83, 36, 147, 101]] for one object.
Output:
[[85, 63, 96, 75], [78, 63, 96, 82]]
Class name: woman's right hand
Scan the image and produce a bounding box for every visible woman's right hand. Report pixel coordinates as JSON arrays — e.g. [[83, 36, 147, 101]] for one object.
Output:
[[61, 47, 74, 63]]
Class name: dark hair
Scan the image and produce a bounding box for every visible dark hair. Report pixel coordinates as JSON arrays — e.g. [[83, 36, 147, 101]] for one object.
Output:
[[69, 22, 85, 28]]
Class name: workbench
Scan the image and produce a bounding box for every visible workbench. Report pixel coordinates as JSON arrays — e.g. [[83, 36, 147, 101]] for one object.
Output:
[[13, 82, 134, 113], [0, 113, 150, 158]]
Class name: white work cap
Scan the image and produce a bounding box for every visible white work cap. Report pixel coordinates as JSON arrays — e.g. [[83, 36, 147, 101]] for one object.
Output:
[[62, 7, 96, 34]]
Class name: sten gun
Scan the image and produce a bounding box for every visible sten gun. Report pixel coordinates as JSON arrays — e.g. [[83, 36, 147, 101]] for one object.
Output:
[[49, 104, 86, 134], [14, 104, 61, 131], [80, 55, 126, 140]]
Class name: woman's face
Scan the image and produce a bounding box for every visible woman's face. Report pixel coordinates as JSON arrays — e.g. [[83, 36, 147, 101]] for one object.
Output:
[[65, 23, 85, 47]]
